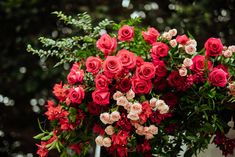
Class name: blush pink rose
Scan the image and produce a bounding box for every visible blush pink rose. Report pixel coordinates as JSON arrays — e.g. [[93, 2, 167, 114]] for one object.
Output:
[[103, 137, 112, 147], [68, 86, 85, 104], [100, 112, 111, 124], [105, 125, 115, 136], [110, 111, 121, 122], [103, 56, 123, 78], [118, 25, 134, 42], [96, 34, 117, 56], [208, 68, 227, 87], [92, 90, 110, 106], [86, 56, 102, 75], [205, 37, 223, 57], [142, 27, 160, 44], [130, 102, 142, 114], [95, 135, 104, 146]]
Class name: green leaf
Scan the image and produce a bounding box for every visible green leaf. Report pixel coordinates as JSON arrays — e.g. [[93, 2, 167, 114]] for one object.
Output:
[[33, 132, 47, 139]]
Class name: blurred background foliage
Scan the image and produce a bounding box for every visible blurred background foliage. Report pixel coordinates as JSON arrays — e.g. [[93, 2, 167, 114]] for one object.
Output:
[[0, 0, 235, 156]]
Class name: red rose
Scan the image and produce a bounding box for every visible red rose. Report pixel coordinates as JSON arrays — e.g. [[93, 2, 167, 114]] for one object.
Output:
[[96, 33, 117, 56], [131, 77, 152, 94], [190, 55, 213, 72], [88, 102, 102, 116], [162, 92, 178, 108], [118, 78, 132, 93], [136, 140, 151, 153], [168, 71, 190, 91], [68, 86, 85, 104], [154, 60, 167, 77], [142, 27, 160, 44], [103, 56, 123, 78], [67, 69, 84, 85], [154, 77, 168, 91], [85, 56, 102, 75], [215, 64, 230, 78], [205, 37, 223, 57], [118, 25, 134, 42], [150, 42, 169, 59], [92, 90, 110, 105], [95, 74, 110, 90], [208, 68, 227, 87], [136, 62, 155, 80], [176, 34, 189, 45], [111, 130, 129, 146], [117, 49, 136, 69]]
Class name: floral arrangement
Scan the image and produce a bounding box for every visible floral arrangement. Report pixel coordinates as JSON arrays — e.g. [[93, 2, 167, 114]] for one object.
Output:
[[28, 12, 235, 157]]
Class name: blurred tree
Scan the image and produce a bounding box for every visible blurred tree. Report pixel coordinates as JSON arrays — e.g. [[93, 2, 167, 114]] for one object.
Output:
[[0, 0, 235, 156]]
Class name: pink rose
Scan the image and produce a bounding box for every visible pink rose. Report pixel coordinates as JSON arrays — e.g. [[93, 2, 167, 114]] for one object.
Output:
[[136, 56, 144, 67], [86, 57, 102, 75], [208, 68, 227, 87], [222, 50, 233, 58], [169, 39, 177, 47], [185, 45, 196, 55], [162, 32, 172, 40], [103, 56, 123, 78], [68, 86, 85, 104], [118, 25, 134, 42], [131, 77, 152, 94], [142, 27, 160, 44], [148, 125, 158, 135], [100, 112, 111, 124], [183, 58, 193, 67], [103, 137, 112, 147], [95, 74, 110, 90], [105, 125, 115, 136], [92, 90, 110, 106], [113, 91, 123, 100], [116, 96, 128, 106], [110, 111, 121, 122], [96, 34, 117, 56], [169, 29, 177, 37], [127, 112, 139, 121], [150, 42, 169, 59], [136, 62, 155, 80], [190, 55, 213, 72], [130, 102, 142, 114], [205, 37, 223, 57], [126, 89, 135, 100], [179, 67, 187, 76], [95, 135, 104, 146], [117, 49, 136, 69], [176, 34, 189, 45], [67, 63, 84, 84]]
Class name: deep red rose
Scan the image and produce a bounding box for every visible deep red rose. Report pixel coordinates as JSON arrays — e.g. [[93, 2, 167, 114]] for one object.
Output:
[[150, 110, 172, 124], [215, 64, 230, 78], [153, 60, 167, 77], [150, 42, 169, 59], [192, 72, 206, 84], [116, 113, 132, 131], [93, 124, 105, 135], [68, 86, 85, 104], [176, 34, 189, 45], [136, 140, 151, 153], [153, 77, 168, 91], [168, 71, 193, 91], [92, 89, 110, 105], [208, 68, 227, 87], [205, 37, 223, 57], [162, 92, 178, 108], [190, 55, 213, 72], [131, 77, 152, 94], [103, 56, 123, 78], [118, 78, 132, 93], [111, 130, 129, 146], [87, 102, 101, 115], [136, 62, 155, 80], [142, 27, 160, 44], [95, 74, 110, 90], [118, 25, 134, 42], [96, 33, 117, 56], [117, 49, 136, 69], [86, 56, 102, 75]]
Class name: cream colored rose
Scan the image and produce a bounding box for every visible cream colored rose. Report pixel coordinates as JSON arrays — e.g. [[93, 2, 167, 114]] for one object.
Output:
[[113, 91, 123, 100], [155, 99, 166, 108], [110, 111, 121, 122], [100, 112, 110, 124], [130, 102, 142, 114], [116, 96, 128, 106], [105, 125, 115, 136], [150, 97, 157, 108], [169, 29, 177, 37], [222, 50, 233, 58], [228, 45, 235, 52], [169, 39, 177, 47], [228, 83, 235, 96], [185, 45, 196, 55], [127, 112, 139, 121], [145, 133, 154, 140], [179, 67, 187, 76], [95, 135, 104, 146], [123, 102, 131, 112], [186, 39, 197, 47], [162, 32, 172, 40], [148, 125, 158, 135], [103, 137, 112, 147], [159, 104, 169, 114], [183, 58, 193, 67], [126, 89, 135, 100]]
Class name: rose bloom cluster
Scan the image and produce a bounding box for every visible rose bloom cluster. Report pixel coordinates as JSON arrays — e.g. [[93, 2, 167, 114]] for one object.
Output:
[[36, 24, 235, 157]]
